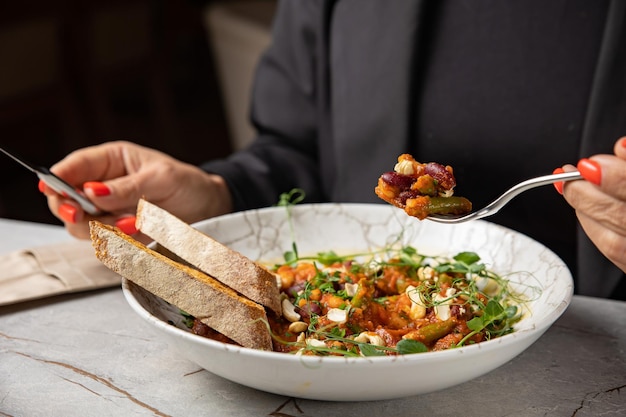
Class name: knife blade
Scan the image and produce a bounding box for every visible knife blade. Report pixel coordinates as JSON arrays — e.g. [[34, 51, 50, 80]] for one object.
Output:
[[0, 147, 104, 216]]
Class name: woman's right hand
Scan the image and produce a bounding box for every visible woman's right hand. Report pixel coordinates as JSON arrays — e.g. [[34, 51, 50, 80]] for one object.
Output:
[[559, 136, 626, 274], [42, 141, 233, 239]]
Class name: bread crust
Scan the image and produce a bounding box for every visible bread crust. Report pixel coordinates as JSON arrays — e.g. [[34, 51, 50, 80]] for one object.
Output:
[[136, 199, 282, 315], [90, 221, 273, 350]]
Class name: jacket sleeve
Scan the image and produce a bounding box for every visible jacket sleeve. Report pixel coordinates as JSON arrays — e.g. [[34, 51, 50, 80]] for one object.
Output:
[[201, 0, 331, 211]]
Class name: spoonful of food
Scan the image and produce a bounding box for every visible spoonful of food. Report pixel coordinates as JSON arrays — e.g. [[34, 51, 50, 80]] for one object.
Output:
[[375, 154, 583, 224]]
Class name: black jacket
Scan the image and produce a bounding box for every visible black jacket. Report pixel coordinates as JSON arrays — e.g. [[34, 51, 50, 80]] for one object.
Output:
[[203, 0, 626, 298]]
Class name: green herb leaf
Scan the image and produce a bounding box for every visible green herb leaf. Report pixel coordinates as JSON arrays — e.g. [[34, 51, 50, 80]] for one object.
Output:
[[484, 299, 504, 319], [359, 343, 386, 357], [505, 305, 518, 318], [466, 316, 484, 332], [283, 250, 298, 264], [454, 251, 481, 264], [330, 327, 346, 338], [401, 246, 418, 256], [395, 339, 428, 354]]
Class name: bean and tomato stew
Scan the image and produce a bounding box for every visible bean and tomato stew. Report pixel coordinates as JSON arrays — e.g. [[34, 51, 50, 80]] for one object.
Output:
[[265, 247, 524, 356]]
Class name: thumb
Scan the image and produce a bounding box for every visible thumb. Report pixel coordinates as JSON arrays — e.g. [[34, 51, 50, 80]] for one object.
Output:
[[614, 136, 626, 160]]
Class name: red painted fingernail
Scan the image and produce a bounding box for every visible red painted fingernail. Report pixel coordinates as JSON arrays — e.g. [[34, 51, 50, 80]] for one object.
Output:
[[577, 158, 602, 185], [38, 180, 47, 193], [59, 204, 78, 224], [552, 168, 564, 194], [84, 181, 111, 197], [621, 137, 626, 148], [115, 216, 138, 235]]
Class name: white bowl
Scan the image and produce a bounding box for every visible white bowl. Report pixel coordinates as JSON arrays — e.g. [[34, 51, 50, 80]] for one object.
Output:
[[122, 203, 573, 401]]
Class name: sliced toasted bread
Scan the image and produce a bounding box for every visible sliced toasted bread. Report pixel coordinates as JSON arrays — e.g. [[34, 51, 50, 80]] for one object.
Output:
[[90, 221, 273, 350], [135, 199, 282, 315]]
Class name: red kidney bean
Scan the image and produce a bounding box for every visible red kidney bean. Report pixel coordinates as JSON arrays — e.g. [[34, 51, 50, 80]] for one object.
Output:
[[397, 190, 421, 205], [297, 302, 322, 319], [424, 163, 456, 190], [287, 282, 306, 298], [381, 171, 415, 190], [451, 304, 472, 320]]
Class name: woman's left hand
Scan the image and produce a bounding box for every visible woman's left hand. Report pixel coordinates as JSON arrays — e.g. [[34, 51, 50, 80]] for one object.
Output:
[[559, 136, 626, 273]]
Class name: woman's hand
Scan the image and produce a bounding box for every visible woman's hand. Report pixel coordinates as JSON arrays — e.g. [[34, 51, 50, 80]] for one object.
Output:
[[559, 137, 626, 273], [42, 141, 233, 239]]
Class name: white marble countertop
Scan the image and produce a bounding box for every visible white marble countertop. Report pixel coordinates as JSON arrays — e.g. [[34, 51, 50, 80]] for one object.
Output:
[[0, 218, 625, 417]]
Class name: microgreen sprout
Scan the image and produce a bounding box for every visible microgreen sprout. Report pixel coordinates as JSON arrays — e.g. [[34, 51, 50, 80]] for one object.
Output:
[[277, 188, 306, 263], [456, 300, 520, 346]]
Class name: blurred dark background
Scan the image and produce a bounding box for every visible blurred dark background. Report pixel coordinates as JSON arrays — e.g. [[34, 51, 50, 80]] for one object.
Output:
[[0, 0, 277, 225]]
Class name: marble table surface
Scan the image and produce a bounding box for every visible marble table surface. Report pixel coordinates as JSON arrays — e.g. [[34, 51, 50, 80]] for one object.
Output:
[[0, 218, 625, 417]]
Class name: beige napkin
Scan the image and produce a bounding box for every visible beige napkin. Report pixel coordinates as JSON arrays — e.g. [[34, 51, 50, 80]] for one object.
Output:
[[0, 240, 121, 306]]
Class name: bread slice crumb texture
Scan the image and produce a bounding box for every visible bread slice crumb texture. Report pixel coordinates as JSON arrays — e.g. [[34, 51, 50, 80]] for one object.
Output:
[[136, 199, 282, 315], [89, 221, 273, 350]]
